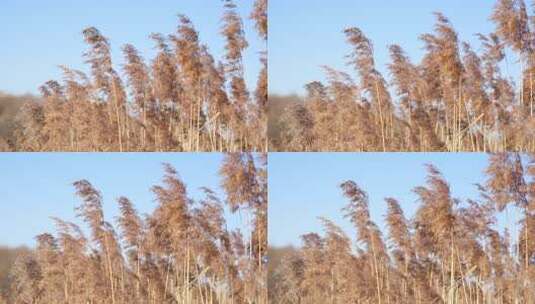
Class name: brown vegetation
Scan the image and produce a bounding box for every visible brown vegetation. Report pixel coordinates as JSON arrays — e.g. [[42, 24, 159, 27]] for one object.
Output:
[[7, 0, 266, 152], [267, 95, 303, 148], [3, 153, 267, 304], [270, 153, 535, 304], [267, 246, 298, 303], [0, 92, 40, 151], [271, 0, 535, 152], [0, 246, 31, 300]]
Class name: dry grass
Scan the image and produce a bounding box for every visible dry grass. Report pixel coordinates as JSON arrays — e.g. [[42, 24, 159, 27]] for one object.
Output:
[[0, 92, 40, 151], [9, 0, 266, 152], [4, 153, 267, 304], [271, 0, 535, 152], [270, 153, 535, 304]]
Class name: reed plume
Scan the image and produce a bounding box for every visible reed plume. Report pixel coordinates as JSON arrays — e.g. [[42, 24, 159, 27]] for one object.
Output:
[[6, 153, 267, 304], [271, 153, 535, 304], [271, 0, 535, 152], [12, 3, 266, 152]]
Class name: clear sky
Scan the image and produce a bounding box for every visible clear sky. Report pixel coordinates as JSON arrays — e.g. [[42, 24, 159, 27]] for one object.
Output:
[[269, 0, 500, 95], [0, 0, 263, 95], [0, 153, 250, 248], [268, 153, 523, 248]]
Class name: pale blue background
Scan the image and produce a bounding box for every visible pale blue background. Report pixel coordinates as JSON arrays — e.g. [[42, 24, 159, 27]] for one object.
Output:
[[0, 0, 263, 95], [0, 153, 251, 247], [269, 153, 523, 247], [270, 1, 501, 95]]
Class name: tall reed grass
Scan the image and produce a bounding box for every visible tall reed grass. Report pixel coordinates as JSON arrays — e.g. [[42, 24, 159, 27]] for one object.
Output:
[[271, 0, 535, 152], [4, 153, 267, 304], [270, 153, 535, 304], [10, 0, 266, 152]]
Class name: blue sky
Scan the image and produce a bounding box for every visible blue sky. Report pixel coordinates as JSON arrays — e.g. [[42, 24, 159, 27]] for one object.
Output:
[[268, 153, 523, 248], [0, 0, 263, 95], [0, 153, 250, 248], [270, 0, 500, 95]]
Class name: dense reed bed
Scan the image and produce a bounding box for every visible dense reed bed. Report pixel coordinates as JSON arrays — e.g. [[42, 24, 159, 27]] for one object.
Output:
[[0, 92, 37, 151], [270, 153, 535, 304], [2, 153, 267, 304], [271, 0, 535, 152], [7, 0, 266, 152]]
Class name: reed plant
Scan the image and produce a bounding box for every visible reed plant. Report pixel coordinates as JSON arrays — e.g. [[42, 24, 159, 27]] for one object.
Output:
[[5, 153, 267, 304], [270, 153, 535, 304], [271, 0, 535, 152], [11, 0, 266, 152]]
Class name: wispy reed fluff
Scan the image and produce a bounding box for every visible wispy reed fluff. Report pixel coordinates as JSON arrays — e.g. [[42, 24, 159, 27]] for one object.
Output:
[[270, 153, 535, 304], [4, 153, 267, 304], [271, 0, 535, 152], [10, 1, 266, 152]]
